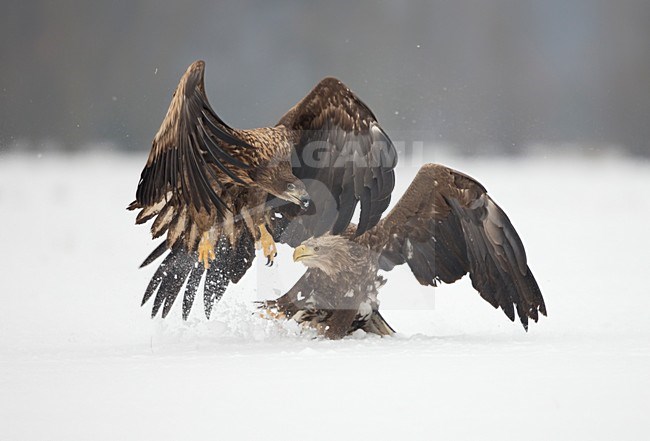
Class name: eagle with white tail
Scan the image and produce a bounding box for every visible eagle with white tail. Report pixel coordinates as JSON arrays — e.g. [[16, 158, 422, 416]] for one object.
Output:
[[263, 164, 546, 339]]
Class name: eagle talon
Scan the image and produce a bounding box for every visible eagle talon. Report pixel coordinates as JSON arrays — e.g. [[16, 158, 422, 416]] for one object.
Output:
[[256, 300, 287, 320], [259, 307, 286, 321]]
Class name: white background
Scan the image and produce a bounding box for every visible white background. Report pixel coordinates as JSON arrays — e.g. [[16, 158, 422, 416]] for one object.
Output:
[[1, 151, 648, 440]]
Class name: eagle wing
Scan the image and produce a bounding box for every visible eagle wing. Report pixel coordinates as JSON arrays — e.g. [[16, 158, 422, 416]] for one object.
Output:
[[130, 61, 259, 319], [270, 77, 397, 246], [139, 230, 255, 320], [365, 163, 546, 330], [129, 60, 252, 243]]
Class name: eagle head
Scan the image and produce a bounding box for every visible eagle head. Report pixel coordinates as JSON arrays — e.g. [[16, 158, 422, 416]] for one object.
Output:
[[254, 161, 311, 209], [293, 235, 367, 277]]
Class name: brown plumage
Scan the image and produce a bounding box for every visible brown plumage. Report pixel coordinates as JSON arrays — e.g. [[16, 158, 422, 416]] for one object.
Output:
[[130, 60, 397, 319], [128, 61, 309, 252], [263, 163, 546, 339]]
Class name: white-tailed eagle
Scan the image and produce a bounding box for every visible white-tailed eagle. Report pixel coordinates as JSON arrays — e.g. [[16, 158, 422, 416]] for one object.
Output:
[[263, 164, 546, 338], [130, 60, 397, 319]]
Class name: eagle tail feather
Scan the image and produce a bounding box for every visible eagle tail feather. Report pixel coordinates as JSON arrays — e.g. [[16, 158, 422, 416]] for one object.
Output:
[[363, 311, 395, 336]]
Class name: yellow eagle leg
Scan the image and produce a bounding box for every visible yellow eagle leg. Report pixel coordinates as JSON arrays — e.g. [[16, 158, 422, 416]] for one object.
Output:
[[258, 224, 277, 266], [198, 232, 216, 270]]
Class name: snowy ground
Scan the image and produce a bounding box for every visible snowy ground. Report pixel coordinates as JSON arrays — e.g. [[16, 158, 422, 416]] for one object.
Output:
[[1, 150, 649, 440]]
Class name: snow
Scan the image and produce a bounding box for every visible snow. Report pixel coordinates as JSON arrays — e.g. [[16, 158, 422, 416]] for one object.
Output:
[[1, 151, 649, 440]]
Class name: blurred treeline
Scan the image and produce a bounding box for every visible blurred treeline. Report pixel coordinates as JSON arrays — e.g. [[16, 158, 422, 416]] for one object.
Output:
[[1, 0, 649, 155]]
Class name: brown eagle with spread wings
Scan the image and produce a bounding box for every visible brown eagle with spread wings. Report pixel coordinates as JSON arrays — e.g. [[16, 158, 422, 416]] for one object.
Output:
[[129, 60, 397, 319], [264, 164, 546, 339]]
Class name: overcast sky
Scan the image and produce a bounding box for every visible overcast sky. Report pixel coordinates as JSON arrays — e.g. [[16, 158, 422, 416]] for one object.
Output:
[[1, 0, 649, 155]]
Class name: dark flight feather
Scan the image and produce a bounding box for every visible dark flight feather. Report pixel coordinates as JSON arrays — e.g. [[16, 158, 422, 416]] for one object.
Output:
[[273, 77, 397, 244], [140, 241, 168, 268]]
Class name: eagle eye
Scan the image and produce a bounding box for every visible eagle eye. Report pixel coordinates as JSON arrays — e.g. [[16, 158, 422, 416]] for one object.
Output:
[[314, 246, 320, 252], [286, 183, 296, 191]]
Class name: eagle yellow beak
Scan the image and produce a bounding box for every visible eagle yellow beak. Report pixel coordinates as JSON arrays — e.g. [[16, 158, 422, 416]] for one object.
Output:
[[293, 244, 314, 262]]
